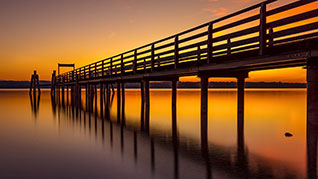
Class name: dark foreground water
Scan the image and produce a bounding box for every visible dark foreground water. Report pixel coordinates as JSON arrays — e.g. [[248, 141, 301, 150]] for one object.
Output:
[[0, 89, 315, 179]]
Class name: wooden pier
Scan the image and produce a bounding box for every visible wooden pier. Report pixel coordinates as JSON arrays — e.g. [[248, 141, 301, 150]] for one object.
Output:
[[51, 0, 318, 145]]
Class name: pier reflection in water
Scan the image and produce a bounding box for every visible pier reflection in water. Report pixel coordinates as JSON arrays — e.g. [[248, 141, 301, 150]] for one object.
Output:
[[0, 89, 316, 178], [50, 88, 317, 179]]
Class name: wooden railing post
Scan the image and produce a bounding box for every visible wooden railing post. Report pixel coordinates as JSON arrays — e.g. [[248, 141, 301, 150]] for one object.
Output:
[[95, 63, 97, 78], [86, 67, 88, 79], [207, 22, 213, 64], [85, 67, 87, 79], [121, 54, 124, 75], [75, 70, 77, 81], [269, 27, 274, 47], [77, 69, 79, 81], [88, 65, 92, 79], [197, 45, 201, 61], [110, 58, 113, 77], [174, 35, 179, 69], [134, 50, 137, 74], [259, 2, 267, 55], [144, 58, 146, 70], [157, 55, 160, 67], [151, 44, 155, 72], [76, 69, 78, 81], [82, 68, 84, 80], [102, 61, 104, 77], [72, 71, 75, 82], [227, 38, 231, 55]]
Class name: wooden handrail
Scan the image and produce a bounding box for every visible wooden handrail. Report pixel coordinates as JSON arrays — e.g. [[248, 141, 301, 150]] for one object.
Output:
[[56, 0, 317, 83]]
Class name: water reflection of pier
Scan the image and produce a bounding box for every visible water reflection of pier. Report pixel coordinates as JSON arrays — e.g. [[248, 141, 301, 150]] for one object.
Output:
[[30, 93, 40, 118], [29, 71, 41, 119], [48, 89, 317, 179]]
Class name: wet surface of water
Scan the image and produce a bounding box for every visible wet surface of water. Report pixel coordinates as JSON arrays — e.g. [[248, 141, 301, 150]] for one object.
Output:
[[0, 89, 316, 179]]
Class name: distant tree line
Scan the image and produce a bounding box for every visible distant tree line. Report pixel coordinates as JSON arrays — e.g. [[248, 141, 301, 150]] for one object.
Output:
[[0, 81, 51, 88]]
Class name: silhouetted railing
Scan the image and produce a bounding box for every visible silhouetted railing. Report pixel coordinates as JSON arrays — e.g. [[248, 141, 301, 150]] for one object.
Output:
[[56, 0, 318, 83]]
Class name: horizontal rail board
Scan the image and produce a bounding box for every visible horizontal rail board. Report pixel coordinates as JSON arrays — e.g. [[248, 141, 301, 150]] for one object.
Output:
[[267, 0, 316, 16], [268, 9, 318, 28], [155, 49, 175, 57], [179, 31, 208, 44], [213, 14, 260, 33], [213, 26, 259, 43], [271, 22, 318, 39], [179, 40, 207, 52], [213, 36, 259, 51], [155, 42, 175, 51], [274, 31, 318, 45]]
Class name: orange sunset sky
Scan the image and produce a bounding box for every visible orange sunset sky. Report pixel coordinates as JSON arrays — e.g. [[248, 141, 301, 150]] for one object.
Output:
[[0, 0, 316, 83]]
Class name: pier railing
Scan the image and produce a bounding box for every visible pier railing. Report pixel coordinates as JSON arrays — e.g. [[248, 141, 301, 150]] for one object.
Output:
[[56, 0, 318, 83]]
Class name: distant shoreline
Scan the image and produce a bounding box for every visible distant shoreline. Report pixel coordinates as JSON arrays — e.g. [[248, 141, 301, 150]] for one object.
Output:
[[0, 81, 306, 89]]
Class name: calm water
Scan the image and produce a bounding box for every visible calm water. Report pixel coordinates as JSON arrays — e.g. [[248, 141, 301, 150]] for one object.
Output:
[[0, 89, 315, 178]]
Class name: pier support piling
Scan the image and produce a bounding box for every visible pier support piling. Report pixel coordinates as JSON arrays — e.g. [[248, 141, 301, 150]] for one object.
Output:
[[307, 125, 318, 179], [200, 75, 209, 149], [66, 86, 69, 106], [117, 82, 121, 123], [172, 80, 177, 139], [35, 72, 40, 95], [86, 85, 88, 112], [106, 84, 110, 119], [51, 70, 56, 96], [100, 83, 104, 118], [62, 79, 65, 105], [94, 85, 97, 115], [29, 70, 41, 95], [140, 81, 145, 130], [78, 84, 81, 109], [200, 75, 211, 179], [57, 86, 60, 104], [307, 57, 318, 126], [144, 80, 150, 133], [122, 82, 126, 125], [172, 80, 179, 179], [75, 84, 78, 108], [237, 75, 245, 130], [89, 84, 93, 112]]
